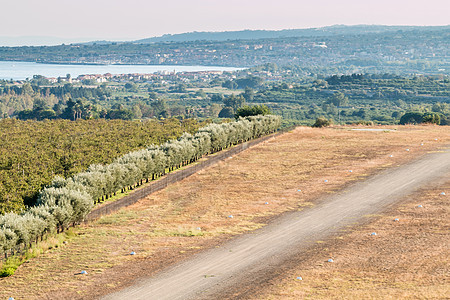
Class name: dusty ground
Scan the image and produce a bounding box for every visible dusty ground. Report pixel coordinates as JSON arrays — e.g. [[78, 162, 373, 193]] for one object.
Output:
[[246, 180, 450, 300], [103, 147, 450, 299], [0, 125, 449, 299]]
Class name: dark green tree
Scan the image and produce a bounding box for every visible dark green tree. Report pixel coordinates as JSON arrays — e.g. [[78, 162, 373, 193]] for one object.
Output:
[[235, 76, 264, 89], [210, 94, 224, 103], [223, 94, 245, 111], [151, 99, 168, 118], [422, 112, 440, 124], [235, 105, 270, 118], [106, 108, 134, 120], [222, 80, 238, 90], [124, 82, 138, 93], [328, 91, 349, 107], [218, 107, 235, 118], [399, 112, 424, 124], [242, 87, 254, 102]]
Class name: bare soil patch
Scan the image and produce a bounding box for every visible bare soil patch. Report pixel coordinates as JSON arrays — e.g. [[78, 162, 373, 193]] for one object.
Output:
[[0, 125, 449, 299]]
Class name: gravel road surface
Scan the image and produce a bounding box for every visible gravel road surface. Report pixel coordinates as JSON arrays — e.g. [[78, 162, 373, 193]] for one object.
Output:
[[103, 148, 450, 300]]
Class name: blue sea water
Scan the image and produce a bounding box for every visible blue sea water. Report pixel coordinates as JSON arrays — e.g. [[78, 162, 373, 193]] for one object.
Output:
[[0, 61, 242, 80]]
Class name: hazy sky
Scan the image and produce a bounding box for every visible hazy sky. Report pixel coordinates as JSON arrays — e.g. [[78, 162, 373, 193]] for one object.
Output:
[[1, 0, 449, 44]]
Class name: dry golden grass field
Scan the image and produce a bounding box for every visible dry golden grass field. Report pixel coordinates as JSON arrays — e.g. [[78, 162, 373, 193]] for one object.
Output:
[[251, 180, 449, 299], [0, 125, 449, 299]]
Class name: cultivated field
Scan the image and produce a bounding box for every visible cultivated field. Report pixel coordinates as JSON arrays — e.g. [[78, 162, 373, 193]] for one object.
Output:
[[0, 125, 449, 299]]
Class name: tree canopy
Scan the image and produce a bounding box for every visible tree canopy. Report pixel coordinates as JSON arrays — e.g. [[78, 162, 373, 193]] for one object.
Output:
[[235, 104, 271, 118]]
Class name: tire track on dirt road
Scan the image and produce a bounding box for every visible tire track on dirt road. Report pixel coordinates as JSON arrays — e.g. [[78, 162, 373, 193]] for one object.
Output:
[[102, 148, 450, 300]]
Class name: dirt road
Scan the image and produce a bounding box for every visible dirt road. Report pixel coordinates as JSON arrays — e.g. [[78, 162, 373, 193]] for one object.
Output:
[[103, 148, 450, 300]]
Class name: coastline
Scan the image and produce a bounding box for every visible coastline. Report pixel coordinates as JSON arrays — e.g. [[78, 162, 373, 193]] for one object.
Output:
[[0, 60, 245, 80]]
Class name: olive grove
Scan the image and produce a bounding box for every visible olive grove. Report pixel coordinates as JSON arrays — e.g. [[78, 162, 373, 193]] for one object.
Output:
[[0, 115, 281, 260]]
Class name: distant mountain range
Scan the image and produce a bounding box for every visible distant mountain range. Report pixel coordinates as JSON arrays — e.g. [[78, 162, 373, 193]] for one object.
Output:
[[1, 25, 448, 47], [134, 25, 450, 44]]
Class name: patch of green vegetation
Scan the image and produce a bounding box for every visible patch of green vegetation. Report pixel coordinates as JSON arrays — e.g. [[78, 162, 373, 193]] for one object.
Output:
[[0, 229, 75, 277], [0, 118, 203, 213]]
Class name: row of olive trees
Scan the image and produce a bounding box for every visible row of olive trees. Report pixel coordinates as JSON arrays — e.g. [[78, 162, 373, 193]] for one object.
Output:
[[0, 115, 281, 258]]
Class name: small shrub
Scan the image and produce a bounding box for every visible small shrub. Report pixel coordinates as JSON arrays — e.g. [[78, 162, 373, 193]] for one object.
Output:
[[422, 112, 440, 125], [354, 120, 374, 126], [312, 117, 333, 128], [0, 256, 21, 277], [0, 267, 16, 277]]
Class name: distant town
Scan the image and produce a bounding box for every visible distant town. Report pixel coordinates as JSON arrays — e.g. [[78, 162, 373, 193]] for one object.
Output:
[[5, 67, 290, 86], [0, 26, 448, 76]]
